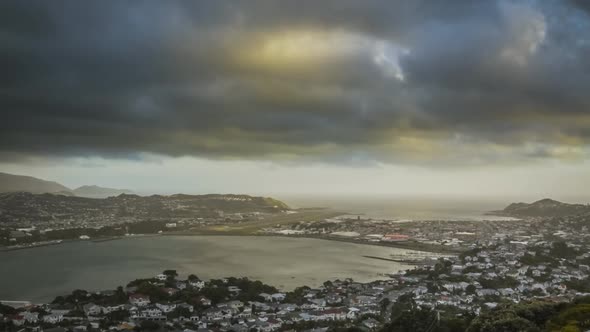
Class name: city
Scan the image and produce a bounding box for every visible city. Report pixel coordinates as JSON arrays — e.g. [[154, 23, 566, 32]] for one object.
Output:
[[2, 0, 590, 331]]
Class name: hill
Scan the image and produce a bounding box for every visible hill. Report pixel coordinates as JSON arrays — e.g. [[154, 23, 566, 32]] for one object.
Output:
[[491, 198, 590, 217], [0, 172, 71, 194], [0, 172, 133, 198], [0, 191, 290, 226], [73, 185, 133, 198]]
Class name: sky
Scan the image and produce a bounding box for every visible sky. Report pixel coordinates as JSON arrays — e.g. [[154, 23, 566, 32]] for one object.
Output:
[[1, 1, 590, 200]]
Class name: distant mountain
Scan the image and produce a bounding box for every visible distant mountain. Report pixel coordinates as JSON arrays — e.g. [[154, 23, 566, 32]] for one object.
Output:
[[0, 172, 71, 194], [491, 198, 590, 217], [0, 172, 134, 198], [73, 185, 133, 198]]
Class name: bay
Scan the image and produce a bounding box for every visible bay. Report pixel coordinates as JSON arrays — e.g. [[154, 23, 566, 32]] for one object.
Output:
[[0, 235, 421, 303]]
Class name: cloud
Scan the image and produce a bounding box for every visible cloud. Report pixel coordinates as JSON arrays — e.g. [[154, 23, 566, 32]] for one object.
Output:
[[1, 0, 590, 166]]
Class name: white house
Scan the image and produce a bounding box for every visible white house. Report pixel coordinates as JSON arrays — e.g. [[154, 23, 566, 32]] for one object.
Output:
[[189, 280, 205, 289], [83, 303, 103, 316], [129, 294, 150, 307], [22, 311, 39, 324], [156, 303, 177, 313], [228, 286, 241, 293], [43, 313, 64, 324]]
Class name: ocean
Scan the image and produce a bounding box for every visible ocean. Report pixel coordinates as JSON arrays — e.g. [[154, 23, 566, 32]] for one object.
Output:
[[281, 195, 519, 221]]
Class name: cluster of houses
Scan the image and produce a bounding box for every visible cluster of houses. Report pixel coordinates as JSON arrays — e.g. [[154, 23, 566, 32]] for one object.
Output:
[[1, 272, 388, 332], [391, 240, 590, 315], [264, 210, 590, 254]]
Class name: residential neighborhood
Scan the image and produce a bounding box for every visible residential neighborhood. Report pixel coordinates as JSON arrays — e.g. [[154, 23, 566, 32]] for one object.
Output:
[[2, 235, 590, 331]]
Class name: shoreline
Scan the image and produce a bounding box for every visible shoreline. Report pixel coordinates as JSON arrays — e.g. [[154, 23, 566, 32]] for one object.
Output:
[[1, 231, 461, 255], [0, 234, 162, 252], [163, 231, 463, 254]]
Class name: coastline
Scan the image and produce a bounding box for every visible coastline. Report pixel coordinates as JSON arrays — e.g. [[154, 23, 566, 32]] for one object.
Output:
[[0, 234, 161, 252], [163, 231, 463, 254], [0, 231, 459, 255]]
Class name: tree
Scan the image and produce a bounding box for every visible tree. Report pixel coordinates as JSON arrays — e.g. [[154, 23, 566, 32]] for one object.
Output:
[[285, 286, 310, 305], [427, 282, 439, 294], [380, 298, 391, 313], [389, 293, 416, 323], [0, 304, 17, 315], [106, 309, 129, 322], [138, 320, 160, 331], [168, 307, 192, 319], [550, 241, 577, 258], [467, 311, 539, 332], [136, 282, 169, 302], [546, 303, 590, 331], [382, 307, 435, 332], [112, 286, 128, 304], [163, 269, 178, 279]]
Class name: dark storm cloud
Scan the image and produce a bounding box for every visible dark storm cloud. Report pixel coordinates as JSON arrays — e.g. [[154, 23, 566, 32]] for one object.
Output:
[[1, 0, 590, 165]]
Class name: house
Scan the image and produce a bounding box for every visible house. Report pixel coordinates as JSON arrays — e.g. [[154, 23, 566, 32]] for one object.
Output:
[[43, 328, 67, 332], [140, 307, 165, 319], [413, 286, 429, 296], [22, 311, 39, 324], [228, 286, 241, 293], [48, 308, 71, 316], [346, 307, 360, 319], [259, 293, 273, 302], [363, 318, 380, 329], [277, 303, 297, 312], [318, 308, 348, 321], [203, 307, 232, 320], [476, 289, 499, 296], [162, 288, 179, 296], [178, 303, 195, 313], [102, 304, 125, 314], [271, 293, 286, 302], [189, 280, 205, 289], [451, 265, 464, 273], [43, 313, 64, 324], [83, 303, 103, 316], [196, 296, 212, 306], [308, 298, 327, 309], [129, 294, 150, 306], [249, 301, 271, 311], [126, 286, 138, 293], [156, 274, 168, 281], [156, 303, 177, 313], [348, 295, 375, 306], [266, 318, 282, 330], [499, 288, 515, 296], [9, 314, 26, 326], [226, 300, 244, 309]]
